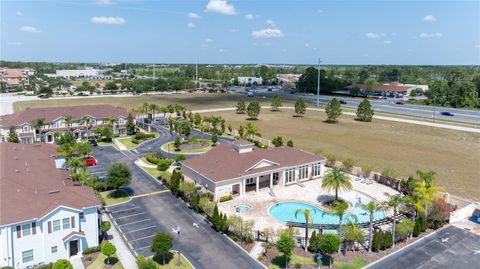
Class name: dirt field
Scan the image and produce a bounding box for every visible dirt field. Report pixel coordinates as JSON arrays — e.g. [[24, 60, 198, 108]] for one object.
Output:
[[202, 109, 480, 200]]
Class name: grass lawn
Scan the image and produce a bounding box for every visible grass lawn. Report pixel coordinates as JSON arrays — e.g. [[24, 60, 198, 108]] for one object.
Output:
[[97, 141, 119, 150], [268, 254, 317, 269], [161, 140, 213, 154], [87, 252, 124, 269], [203, 109, 480, 200], [333, 258, 368, 269], [140, 166, 171, 180], [116, 137, 137, 150], [149, 252, 193, 269], [99, 190, 130, 206]]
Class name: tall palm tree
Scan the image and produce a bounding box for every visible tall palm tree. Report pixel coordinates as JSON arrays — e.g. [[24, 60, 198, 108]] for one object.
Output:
[[32, 118, 45, 142], [67, 156, 84, 176], [79, 116, 93, 138], [64, 115, 74, 131], [149, 103, 159, 120], [322, 166, 352, 201], [244, 123, 261, 140], [104, 116, 118, 133], [294, 208, 317, 251], [358, 200, 384, 252], [412, 181, 444, 217], [416, 170, 436, 188], [323, 201, 356, 253], [383, 193, 403, 247]]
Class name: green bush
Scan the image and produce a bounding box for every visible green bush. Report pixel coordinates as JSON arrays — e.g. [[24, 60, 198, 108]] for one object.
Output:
[[134, 132, 155, 140], [131, 138, 140, 144], [82, 246, 100, 254], [219, 194, 233, 202], [382, 231, 393, 250], [146, 153, 161, 165], [372, 230, 384, 252], [413, 214, 427, 237], [157, 159, 173, 171], [53, 259, 73, 269]]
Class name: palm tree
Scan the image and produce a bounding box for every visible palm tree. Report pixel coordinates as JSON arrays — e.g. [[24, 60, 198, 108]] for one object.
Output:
[[340, 220, 364, 254], [244, 123, 261, 140], [79, 116, 93, 138], [412, 181, 444, 217], [294, 208, 317, 251], [104, 116, 118, 133], [383, 193, 403, 247], [358, 201, 384, 252], [64, 115, 74, 131], [416, 170, 436, 188], [32, 118, 45, 142], [149, 103, 159, 120], [323, 201, 355, 253], [322, 166, 352, 201], [67, 156, 84, 176]]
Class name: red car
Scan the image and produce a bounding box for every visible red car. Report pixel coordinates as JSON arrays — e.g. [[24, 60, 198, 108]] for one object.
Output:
[[85, 157, 97, 166]]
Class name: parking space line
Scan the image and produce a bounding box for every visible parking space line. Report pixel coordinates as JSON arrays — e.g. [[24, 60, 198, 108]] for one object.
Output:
[[126, 225, 156, 234], [115, 212, 147, 219], [131, 234, 156, 242], [109, 206, 140, 214], [132, 190, 169, 199], [134, 245, 152, 251], [119, 218, 151, 227]]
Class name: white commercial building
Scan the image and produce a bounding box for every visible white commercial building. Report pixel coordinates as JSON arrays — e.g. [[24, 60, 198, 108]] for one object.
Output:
[[0, 143, 101, 268]]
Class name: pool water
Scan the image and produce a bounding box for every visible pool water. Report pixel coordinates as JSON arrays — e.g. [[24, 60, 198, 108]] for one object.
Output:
[[268, 191, 385, 225], [235, 204, 252, 213]]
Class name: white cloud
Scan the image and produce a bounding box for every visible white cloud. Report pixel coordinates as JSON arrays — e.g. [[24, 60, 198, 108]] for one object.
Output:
[[244, 14, 254, 20], [8, 41, 22, 46], [366, 32, 379, 39], [16, 11, 23, 16], [419, 32, 443, 38], [317, 9, 324, 13], [305, 43, 310, 47], [187, 22, 197, 28], [96, 0, 116, 5], [91, 16, 125, 25], [383, 40, 392, 44], [423, 15, 436, 22], [188, 12, 201, 19], [205, 38, 213, 43], [205, 0, 236, 15], [229, 28, 239, 33], [19, 26, 41, 33], [266, 19, 275, 26], [252, 28, 284, 38], [475, 44, 480, 49], [219, 48, 227, 53]]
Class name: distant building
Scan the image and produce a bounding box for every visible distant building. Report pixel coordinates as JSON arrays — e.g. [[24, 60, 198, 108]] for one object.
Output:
[[0, 143, 101, 268], [46, 68, 110, 80], [276, 74, 302, 84], [0, 68, 35, 90], [0, 105, 130, 144], [236, 77, 263, 85], [346, 81, 428, 98]]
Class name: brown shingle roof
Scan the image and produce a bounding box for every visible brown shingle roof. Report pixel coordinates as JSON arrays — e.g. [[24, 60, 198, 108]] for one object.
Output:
[[181, 143, 325, 182], [0, 105, 128, 127], [0, 143, 100, 225]]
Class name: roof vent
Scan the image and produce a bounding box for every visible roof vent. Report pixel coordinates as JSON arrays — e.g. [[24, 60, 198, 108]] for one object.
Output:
[[15, 169, 20, 173], [14, 156, 19, 160], [49, 190, 60, 194]]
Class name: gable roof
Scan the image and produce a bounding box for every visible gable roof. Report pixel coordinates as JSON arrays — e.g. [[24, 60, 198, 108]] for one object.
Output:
[[181, 143, 325, 182], [0, 143, 100, 226], [0, 105, 128, 127]]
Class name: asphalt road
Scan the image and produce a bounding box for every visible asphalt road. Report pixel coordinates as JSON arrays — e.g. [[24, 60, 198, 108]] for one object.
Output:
[[368, 225, 480, 269]]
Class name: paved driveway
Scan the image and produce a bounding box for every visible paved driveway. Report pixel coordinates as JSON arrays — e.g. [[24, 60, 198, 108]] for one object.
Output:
[[368, 225, 480, 269]]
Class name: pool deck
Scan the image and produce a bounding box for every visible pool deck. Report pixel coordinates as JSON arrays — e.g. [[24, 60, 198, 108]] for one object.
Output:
[[218, 173, 399, 232]]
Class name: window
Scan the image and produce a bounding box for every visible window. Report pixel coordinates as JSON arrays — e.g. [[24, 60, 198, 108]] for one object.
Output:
[[299, 165, 308, 179], [79, 212, 85, 219], [52, 220, 61, 232], [246, 178, 255, 185], [22, 250, 34, 263], [53, 121, 59, 128], [62, 218, 70, 230], [22, 126, 30, 132], [21, 224, 31, 236], [91, 119, 97, 125], [118, 118, 125, 124], [285, 168, 295, 183], [51, 246, 58, 253], [313, 162, 322, 177]]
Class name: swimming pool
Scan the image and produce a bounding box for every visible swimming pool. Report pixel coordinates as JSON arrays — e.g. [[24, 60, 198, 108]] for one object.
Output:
[[268, 191, 385, 225], [235, 204, 252, 213]]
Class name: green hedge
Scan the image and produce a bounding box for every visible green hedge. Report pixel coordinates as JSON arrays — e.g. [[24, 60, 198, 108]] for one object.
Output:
[[134, 132, 155, 140], [157, 159, 173, 171], [83, 246, 101, 254], [219, 194, 233, 203], [146, 153, 161, 164]]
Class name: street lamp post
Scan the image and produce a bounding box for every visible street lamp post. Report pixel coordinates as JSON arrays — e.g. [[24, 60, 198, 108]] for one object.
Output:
[[433, 95, 436, 123], [176, 226, 181, 267], [316, 58, 322, 107]]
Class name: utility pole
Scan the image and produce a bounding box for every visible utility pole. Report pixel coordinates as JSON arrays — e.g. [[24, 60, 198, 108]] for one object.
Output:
[[316, 58, 322, 107], [195, 61, 199, 87], [433, 95, 436, 123], [153, 64, 156, 80]]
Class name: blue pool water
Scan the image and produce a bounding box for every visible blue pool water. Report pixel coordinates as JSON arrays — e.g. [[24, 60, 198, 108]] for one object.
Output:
[[235, 204, 252, 213], [268, 191, 385, 225]]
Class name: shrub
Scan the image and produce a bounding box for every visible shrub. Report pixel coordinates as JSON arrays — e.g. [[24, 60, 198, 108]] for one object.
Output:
[[131, 138, 140, 144], [175, 154, 186, 163], [219, 194, 233, 202], [134, 132, 155, 141], [286, 140, 293, 147], [428, 199, 451, 230], [413, 214, 427, 237], [152, 151, 164, 159], [272, 136, 284, 147], [382, 231, 393, 250], [52, 259, 73, 269], [157, 159, 173, 171], [82, 246, 100, 254], [146, 153, 161, 165], [326, 154, 336, 166], [381, 167, 400, 179], [308, 230, 320, 252], [395, 219, 414, 241], [342, 158, 355, 172], [371, 230, 384, 252]]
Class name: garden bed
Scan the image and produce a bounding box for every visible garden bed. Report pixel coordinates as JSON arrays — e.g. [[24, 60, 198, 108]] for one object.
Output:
[[161, 139, 212, 154]]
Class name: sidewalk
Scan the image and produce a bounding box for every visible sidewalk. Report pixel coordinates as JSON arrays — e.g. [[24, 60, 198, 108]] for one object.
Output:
[[113, 138, 128, 151], [103, 213, 138, 269], [70, 254, 85, 269]]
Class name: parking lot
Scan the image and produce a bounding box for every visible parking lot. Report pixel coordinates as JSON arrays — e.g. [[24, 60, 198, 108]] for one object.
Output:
[[368, 225, 480, 269]]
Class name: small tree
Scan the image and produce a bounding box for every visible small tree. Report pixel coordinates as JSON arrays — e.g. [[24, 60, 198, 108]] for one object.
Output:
[[247, 101, 261, 120], [342, 158, 355, 172], [212, 204, 221, 230], [126, 113, 136, 134], [7, 126, 20, 143], [356, 99, 374, 122], [170, 170, 183, 196], [151, 232, 173, 264], [294, 98, 306, 117], [276, 230, 296, 269], [325, 98, 342, 123], [194, 113, 202, 126], [174, 137, 181, 151], [227, 124, 233, 133], [101, 242, 117, 265], [106, 163, 132, 191], [236, 99, 246, 114], [100, 221, 112, 240], [238, 125, 244, 138], [53, 259, 73, 269], [395, 219, 415, 241], [286, 140, 293, 147], [175, 154, 186, 163], [382, 167, 400, 179], [211, 134, 218, 145], [272, 136, 284, 147], [271, 93, 282, 111], [318, 234, 341, 268]]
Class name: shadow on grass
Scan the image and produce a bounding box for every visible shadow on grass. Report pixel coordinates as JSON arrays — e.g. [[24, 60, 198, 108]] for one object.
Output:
[[152, 252, 174, 265], [104, 256, 119, 265], [271, 255, 289, 268], [108, 189, 130, 198]]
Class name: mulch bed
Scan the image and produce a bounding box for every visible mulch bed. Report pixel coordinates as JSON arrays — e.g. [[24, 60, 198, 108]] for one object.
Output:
[[81, 251, 100, 268], [179, 141, 209, 150]]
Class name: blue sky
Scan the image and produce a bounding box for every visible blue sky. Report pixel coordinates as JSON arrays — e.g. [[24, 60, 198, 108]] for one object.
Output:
[[1, 0, 479, 65]]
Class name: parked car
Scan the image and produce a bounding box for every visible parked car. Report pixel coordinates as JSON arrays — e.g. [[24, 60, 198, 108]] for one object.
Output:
[[395, 101, 404, 105], [38, 95, 49, 99], [247, 91, 254, 97], [340, 100, 347, 105], [441, 111, 454, 116], [85, 156, 97, 166], [88, 139, 98, 147]]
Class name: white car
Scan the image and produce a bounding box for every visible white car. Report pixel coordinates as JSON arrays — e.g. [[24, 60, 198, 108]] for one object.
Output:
[[247, 91, 254, 97]]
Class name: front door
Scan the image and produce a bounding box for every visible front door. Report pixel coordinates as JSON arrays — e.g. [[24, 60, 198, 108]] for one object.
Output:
[[69, 240, 79, 256]]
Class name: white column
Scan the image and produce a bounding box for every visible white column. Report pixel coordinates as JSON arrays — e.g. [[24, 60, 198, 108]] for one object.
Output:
[[269, 174, 273, 189], [256, 176, 259, 193], [243, 178, 246, 196], [282, 171, 286, 187]]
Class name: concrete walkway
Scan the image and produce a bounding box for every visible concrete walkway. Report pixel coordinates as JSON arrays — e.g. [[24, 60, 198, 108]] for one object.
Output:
[[103, 213, 138, 269], [193, 106, 480, 134], [70, 254, 85, 269], [113, 138, 128, 151], [249, 242, 265, 259]]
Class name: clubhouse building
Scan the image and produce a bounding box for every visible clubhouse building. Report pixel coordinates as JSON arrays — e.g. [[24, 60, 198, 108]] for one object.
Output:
[[181, 141, 326, 202], [0, 143, 101, 268], [0, 105, 129, 144]]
